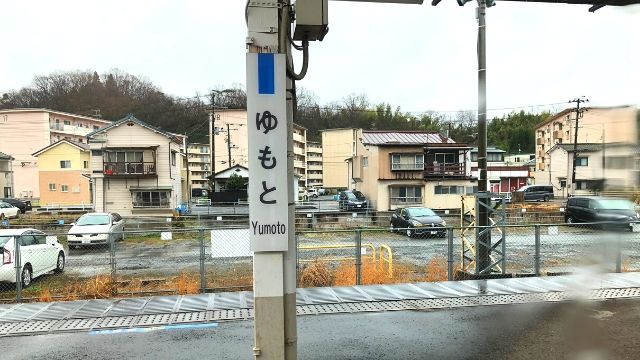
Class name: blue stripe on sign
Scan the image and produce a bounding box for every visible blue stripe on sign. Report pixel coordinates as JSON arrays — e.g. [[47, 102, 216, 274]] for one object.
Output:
[[258, 53, 275, 95]]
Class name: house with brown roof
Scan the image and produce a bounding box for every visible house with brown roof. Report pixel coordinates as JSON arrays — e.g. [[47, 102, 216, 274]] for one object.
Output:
[[323, 129, 476, 211]]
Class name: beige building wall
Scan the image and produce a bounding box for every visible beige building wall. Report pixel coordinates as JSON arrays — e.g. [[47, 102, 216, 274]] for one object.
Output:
[[321, 129, 357, 189], [534, 106, 638, 183], [90, 120, 182, 216], [0, 109, 110, 199], [214, 110, 249, 172], [39, 171, 91, 205]]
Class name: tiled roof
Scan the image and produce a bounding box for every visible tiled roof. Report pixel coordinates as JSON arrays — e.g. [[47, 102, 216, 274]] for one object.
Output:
[[87, 114, 177, 140], [0, 151, 12, 160], [553, 143, 604, 153], [361, 131, 456, 146]]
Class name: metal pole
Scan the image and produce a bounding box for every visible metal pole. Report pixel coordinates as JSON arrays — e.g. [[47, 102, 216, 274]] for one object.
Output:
[[355, 229, 362, 285], [283, 9, 298, 356], [534, 225, 541, 276], [209, 103, 215, 191], [199, 228, 206, 293], [476, 0, 491, 274], [447, 227, 454, 281], [570, 99, 581, 193], [615, 235, 622, 273], [110, 233, 117, 296], [15, 235, 22, 302], [227, 123, 232, 167], [184, 135, 191, 209]]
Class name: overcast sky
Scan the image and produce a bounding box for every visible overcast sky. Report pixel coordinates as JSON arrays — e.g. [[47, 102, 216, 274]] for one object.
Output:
[[1, 0, 638, 118]]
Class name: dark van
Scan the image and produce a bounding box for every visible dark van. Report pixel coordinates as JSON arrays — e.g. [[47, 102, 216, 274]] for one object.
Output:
[[515, 185, 554, 202], [565, 196, 638, 230]]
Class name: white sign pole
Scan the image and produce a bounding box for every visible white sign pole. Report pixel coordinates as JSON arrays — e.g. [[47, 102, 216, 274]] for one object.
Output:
[[247, 1, 289, 358]]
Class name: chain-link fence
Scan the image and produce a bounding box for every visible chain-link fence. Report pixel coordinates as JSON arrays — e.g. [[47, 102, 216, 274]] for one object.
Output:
[[2, 221, 640, 303]]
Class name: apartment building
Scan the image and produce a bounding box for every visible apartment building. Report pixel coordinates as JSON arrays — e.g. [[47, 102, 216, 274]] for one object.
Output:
[[32, 140, 91, 206], [186, 143, 211, 189], [0, 152, 14, 198], [306, 142, 323, 189], [0, 108, 111, 199], [533, 106, 638, 191], [88, 115, 182, 216], [293, 124, 307, 189]]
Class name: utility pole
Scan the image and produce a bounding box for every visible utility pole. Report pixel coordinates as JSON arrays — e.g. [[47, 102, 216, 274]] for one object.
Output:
[[569, 96, 588, 194], [227, 123, 232, 166], [476, 0, 491, 273], [209, 93, 215, 192]]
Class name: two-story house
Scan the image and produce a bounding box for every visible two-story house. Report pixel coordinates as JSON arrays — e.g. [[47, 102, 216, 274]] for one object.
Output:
[[87, 115, 183, 216], [351, 130, 475, 211], [469, 147, 531, 194], [32, 140, 91, 206]]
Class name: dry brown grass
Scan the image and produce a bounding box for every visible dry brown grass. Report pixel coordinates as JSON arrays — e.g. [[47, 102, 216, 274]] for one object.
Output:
[[299, 260, 334, 287], [424, 257, 448, 282], [38, 288, 52, 302], [176, 273, 199, 295]]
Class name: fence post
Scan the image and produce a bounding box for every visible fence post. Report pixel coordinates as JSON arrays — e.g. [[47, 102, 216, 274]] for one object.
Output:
[[15, 235, 22, 303], [110, 233, 117, 296], [447, 227, 454, 281], [534, 225, 541, 277], [199, 228, 206, 293], [355, 229, 362, 285], [615, 235, 622, 273]]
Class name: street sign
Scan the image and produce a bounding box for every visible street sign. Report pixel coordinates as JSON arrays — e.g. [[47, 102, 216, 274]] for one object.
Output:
[[247, 52, 289, 252]]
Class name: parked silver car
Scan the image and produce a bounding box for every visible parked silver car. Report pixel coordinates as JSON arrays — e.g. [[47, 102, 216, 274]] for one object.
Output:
[[67, 213, 125, 249]]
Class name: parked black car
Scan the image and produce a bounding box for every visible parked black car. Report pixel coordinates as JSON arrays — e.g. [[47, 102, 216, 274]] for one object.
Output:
[[390, 207, 447, 238], [338, 190, 368, 211], [565, 196, 638, 230], [1, 198, 31, 214], [515, 185, 554, 202]]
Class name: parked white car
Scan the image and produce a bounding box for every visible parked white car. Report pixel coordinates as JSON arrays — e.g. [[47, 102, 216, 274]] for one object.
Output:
[[307, 188, 319, 198], [67, 213, 125, 249], [0, 229, 65, 287], [0, 202, 20, 220]]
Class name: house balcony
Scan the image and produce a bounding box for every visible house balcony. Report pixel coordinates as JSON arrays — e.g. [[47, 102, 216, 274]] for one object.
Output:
[[553, 130, 563, 140], [536, 137, 544, 145], [423, 163, 468, 179], [103, 162, 157, 176], [50, 124, 93, 137]]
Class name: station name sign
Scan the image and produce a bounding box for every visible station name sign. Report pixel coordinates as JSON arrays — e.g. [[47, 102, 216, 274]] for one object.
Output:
[[247, 53, 289, 252]]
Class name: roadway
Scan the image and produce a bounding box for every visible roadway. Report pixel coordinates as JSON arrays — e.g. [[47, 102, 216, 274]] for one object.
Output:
[[1, 298, 639, 359]]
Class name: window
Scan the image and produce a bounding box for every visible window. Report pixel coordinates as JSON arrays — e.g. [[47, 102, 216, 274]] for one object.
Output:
[[33, 232, 46, 245], [362, 157, 368, 167], [64, 120, 71, 126], [391, 154, 424, 171], [171, 151, 177, 166], [49, 183, 56, 191], [576, 181, 591, 190], [434, 185, 465, 195], [487, 152, 503, 162], [576, 157, 588, 166], [83, 160, 89, 169], [133, 191, 171, 208], [435, 153, 457, 164], [93, 126, 99, 131], [78, 138, 83, 143], [61, 185, 69, 192], [390, 186, 422, 204], [72, 186, 80, 193], [60, 160, 71, 169]]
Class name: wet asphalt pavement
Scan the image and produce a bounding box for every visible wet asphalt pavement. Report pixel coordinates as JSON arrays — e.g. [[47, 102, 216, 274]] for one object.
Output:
[[1, 298, 639, 360]]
